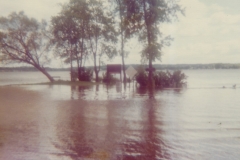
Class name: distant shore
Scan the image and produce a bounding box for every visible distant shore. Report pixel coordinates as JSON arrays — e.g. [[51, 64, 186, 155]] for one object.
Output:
[[1, 63, 240, 72]]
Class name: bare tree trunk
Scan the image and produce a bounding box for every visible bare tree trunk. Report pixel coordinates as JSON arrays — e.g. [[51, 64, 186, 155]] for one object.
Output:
[[121, 33, 126, 83], [93, 52, 99, 82], [143, 0, 154, 88], [70, 46, 73, 82], [117, 0, 126, 84], [77, 38, 84, 81], [77, 56, 80, 81]]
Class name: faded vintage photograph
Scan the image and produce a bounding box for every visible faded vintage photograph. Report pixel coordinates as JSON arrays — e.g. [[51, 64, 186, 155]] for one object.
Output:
[[0, 0, 240, 159]]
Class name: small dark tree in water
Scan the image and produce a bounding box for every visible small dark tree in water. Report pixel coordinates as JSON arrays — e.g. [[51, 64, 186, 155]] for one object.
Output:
[[136, 69, 187, 88], [0, 12, 54, 82], [135, 68, 148, 86]]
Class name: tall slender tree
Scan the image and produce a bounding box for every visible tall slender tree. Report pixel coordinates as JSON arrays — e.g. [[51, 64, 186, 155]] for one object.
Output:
[[111, 0, 141, 83], [51, 0, 89, 81], [86, 0, 117, 82], [124, 0, 183, 87], [0, 12, 54, 82], [112, 0, 128, 83]]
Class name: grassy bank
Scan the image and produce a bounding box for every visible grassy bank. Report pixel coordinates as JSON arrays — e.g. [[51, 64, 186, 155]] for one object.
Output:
[[33, 80, 100, 86], [25, 80, 100, 86]]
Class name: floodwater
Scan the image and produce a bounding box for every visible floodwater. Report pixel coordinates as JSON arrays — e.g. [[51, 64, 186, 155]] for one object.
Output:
[[0, 70, 240, 160]]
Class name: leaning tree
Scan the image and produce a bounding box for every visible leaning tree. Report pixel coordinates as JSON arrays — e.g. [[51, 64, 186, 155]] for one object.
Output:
[[0, 12, 54, 82]]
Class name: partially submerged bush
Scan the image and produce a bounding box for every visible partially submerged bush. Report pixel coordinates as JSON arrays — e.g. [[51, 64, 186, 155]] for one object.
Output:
[[79, 68, 93, 82], [135, 68, 148, 86], [102, 72, 118, 84], [170, 70, 187, 87], [154, 71, 171, 87], [135, 69, 187, 88], [70, 68, 93, 82]]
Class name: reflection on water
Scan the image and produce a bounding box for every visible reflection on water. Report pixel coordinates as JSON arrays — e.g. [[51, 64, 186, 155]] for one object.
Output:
[[52, 94, 169, 159], [1, 83, 240, 159]]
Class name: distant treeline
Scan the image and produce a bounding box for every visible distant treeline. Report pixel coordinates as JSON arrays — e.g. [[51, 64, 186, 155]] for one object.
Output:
[[0, 67, 69, 72], [1, 63, 240, 72], [154, 63, 240, 70]]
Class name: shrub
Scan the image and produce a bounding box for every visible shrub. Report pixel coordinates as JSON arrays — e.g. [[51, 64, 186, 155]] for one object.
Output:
[[135, 69, 187, 88], [135, 69, 148, 86], [170, 70, 187, 87], [154, 71, 171, 87], [79, 68, 93, 82], [102, 72, 118, 84], [70, 68, 93, 82]]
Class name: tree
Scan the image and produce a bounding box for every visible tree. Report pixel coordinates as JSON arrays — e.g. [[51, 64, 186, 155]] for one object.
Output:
[[51, 7, 77, 81], [51, 0, 117, 82], [51, 0, 91, 81], [86, 0, 117, 82], [111, 0, 137, 84], [0, 12, 54, 82], [124, 0, 183, 87]]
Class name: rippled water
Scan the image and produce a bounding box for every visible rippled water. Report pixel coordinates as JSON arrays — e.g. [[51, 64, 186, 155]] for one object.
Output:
[[0, 70, 240, 159]]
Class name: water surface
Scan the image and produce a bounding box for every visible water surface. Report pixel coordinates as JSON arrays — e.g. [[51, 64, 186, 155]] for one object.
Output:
[[0, 70, 240, 159]]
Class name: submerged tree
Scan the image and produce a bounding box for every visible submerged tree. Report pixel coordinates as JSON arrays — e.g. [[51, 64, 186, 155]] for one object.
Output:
[[51, 0, 90, 81], [124, 0, 183, 87], [51, 0, 117, 82], [111, 0, 131, 83], [86, 0, 117, 82], [0, 12, 54, 82]]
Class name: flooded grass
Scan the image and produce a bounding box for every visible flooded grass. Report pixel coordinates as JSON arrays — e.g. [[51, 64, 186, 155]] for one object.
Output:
[[23, 80, 100, 86], [1, 83, 240, 159]]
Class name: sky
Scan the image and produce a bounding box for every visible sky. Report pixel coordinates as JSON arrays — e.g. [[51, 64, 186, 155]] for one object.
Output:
[[0, 0, 240, 67]]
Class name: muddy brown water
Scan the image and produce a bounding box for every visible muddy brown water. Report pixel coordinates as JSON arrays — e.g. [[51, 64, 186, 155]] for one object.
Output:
[[1, 69, 240, 159], [0, 83, 240, 160]]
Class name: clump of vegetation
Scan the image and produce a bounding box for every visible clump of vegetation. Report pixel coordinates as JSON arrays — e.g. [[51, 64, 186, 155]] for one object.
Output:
[[135, 69, 187, 88], [70, 69, 93, 82], [135, 68, 148, 86], [70, 70, 78, 82], [154, 71, 171, 87], [102, 72, 118, 84], [170, 70, 187, 87], [79, 69, 93, 82]]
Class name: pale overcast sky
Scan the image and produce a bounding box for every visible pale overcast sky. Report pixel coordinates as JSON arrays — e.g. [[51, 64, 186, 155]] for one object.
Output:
[[0, 0, 240, 67]]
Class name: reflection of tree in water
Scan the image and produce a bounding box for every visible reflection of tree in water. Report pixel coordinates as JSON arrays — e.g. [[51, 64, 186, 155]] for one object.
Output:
[[136, 86, 156, 99], [53, 101, 94, 159], [53, 86, 172, 159], [70, 86, 93, 100], [136, 86, 148, 96], [119, 99, 171, 160]]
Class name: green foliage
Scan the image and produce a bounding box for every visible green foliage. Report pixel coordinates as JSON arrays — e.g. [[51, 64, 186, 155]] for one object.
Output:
[[71, 69, 93, 82], [124, 0, 183, 62], [123, 0, 184, 86], [135, 68, 148, 86], [79, 69, 93, 82], [0, 11, 54, 82], [102, 72, 118, 84], [169, 70, 187, 88], [136, 69, 187, 88], [154, 71, 171, 87]]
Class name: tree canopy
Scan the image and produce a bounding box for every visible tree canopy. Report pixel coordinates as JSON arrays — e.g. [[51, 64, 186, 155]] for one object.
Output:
[[123, 0, 183, 87], [0, 11, 54, 82], [0, 0, 184, 84], [51, 0, 118, 82]]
